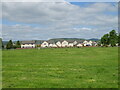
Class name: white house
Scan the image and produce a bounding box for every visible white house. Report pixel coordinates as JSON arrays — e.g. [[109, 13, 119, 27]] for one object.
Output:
[[88, 40, 93, 46], [21, 41, 36, 48], [77, 43, 83, 47], [49, 44, 53, 47], [116, 43, 118, 46], [41, 41, 49, 48], [56, 41, 62, 47], [92, 41, 98, 46], [67, 40, 75, 47], [52, 44, 57, 48], [73, 41, 77, 46], [61, 40, 69, 47], [68, 43, 74, 47], [83, 40, 93, 46], [83, 40, 88, 46]]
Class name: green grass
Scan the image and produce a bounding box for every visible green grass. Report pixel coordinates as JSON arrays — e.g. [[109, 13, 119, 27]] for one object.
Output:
[[2, 47, 118, 88]]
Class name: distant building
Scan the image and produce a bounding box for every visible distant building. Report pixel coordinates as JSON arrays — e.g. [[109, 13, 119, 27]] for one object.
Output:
[[21, 41, 35, 48], [77, 43, 83, 47], [56, 41, 62, 47], [61, 40, 69, 47], [76, 40, 84, 47], [47, 40, 57, 48], [67, 40, 75, 47], [83, 40, 93, 46], [41, 41, 49, 48], [68, 43, 74, 47], [20, 39, 98, 49]]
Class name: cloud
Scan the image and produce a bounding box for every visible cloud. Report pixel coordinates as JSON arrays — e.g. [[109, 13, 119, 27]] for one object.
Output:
[[2, 2, 118, 40], [2, 0, 66, 2]]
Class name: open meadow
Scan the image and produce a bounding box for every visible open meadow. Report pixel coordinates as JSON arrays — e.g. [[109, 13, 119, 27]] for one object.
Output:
[[2, 47, 118, 88]]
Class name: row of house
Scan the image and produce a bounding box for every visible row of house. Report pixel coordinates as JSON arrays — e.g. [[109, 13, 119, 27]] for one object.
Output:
[[21, 40, 98, 48]]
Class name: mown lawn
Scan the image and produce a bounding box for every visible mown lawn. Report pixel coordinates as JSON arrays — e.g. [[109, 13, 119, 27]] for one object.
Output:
[[2, 47, 118, 88]]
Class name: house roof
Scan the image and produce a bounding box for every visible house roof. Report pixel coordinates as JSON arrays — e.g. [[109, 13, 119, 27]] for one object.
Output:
[[26, 39, 94, 45], [47, 40, 56, 44], [35, 40, 44, 44], [76, 40, 84, 44], [57, 40, 65, 43], [66, 40, 75, 43], [21, 41, 35, 44]]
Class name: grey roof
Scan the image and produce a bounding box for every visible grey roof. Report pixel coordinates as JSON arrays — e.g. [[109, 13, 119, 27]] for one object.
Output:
[[66, 40, 75, 43], [47, 40, 56, 44], [57, 40, 65, 43], [21, 41, 35, 44], [35, 40, 44, 44], [76, 40, 84, 44], [47, 40, 85, 44]]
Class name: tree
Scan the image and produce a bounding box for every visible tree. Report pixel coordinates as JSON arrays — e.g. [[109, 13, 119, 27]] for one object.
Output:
[[15, 41, 21, 48], [0, 38, 2, 49], [2, 42, 4, 49], [109, 30, 117, 47], [118, 33, 120, 46], [101, 34, 109, 47], [6, 40, 13, 49]]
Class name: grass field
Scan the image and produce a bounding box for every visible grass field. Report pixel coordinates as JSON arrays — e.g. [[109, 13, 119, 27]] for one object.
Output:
[[2, 47, 118, 88]]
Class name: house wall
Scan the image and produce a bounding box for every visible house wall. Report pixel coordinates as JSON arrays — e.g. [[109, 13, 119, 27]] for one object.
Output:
[[68, 43, 74, 47], [49, 44, 53, 47], [52, 44, 57, 48], [83, 40, 93, 46], [62, 40, 68, 47], [41, 41, 49, 47], [73, 41, 77, 45], [21, 44, 35, 48], [77, 43, 83, 47], [56, 41, 62, 47]]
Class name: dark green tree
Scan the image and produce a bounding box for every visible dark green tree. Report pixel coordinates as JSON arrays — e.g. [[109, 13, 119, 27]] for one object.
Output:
[[109, 30, 117, 47], [101, 34, 109, 47], [2, 42, 4, 49], [118, 33, 120, 46], [0, 38, 2, 49], [6, 40, 13, 49], [15, 41, 21, 48]]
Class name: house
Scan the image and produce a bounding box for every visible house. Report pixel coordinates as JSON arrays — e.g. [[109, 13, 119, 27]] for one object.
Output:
[[116, 43, 118, 46], [92, 41, 98, 46], [52, 44, 57, 48], [61, 40, 69, 47], [77, 43, 83, 47], [41, 41, 49, 48], [68, 43, 74, 47], [67, 40, 75, 47], [49, 43, 54, 47], [88, 41, 93, 46], [83, 40, 88, 46], [47, 40, 57, 48], [21, 41, 35, 48], [73, 41, 78, 46], [56, 41, 62, 47], [35, 40, 44, 47], [83, 40, 93, 46], [76, 40, 84, 47]]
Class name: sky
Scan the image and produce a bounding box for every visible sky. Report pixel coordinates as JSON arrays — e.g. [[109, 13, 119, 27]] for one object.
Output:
[[0, 1, 118, 41]]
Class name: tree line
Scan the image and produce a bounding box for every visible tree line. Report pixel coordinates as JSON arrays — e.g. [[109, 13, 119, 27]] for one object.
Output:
[[5, 40, 21, 49], [100, 30, 119, 47]]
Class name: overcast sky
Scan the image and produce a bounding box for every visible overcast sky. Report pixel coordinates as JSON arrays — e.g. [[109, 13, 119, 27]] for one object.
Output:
[[1, 1, 118, 41]]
